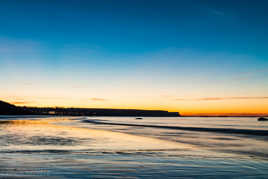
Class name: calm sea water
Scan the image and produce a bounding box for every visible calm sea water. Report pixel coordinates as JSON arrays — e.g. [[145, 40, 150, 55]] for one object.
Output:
[[0, 116, 268, 178]]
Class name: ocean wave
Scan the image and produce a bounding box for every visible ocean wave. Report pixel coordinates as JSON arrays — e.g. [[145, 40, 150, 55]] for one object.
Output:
[[82, 119, 268, 136]]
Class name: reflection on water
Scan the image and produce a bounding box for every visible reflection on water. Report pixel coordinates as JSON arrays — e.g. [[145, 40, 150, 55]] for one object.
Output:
[[0, 118, 195, 154], [0, 116, 268, 178]]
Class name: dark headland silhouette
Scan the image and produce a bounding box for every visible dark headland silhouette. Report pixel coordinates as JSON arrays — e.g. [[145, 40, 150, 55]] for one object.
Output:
[[0, 100, 180, 117], [0, 100, 30, 115]]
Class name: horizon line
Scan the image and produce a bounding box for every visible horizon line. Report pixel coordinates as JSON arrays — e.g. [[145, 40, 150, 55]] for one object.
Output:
[[2, 100, 268, 117]]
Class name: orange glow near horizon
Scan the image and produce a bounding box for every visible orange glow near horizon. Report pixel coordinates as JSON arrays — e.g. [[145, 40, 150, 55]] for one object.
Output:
[[2, 94, 268, 116]]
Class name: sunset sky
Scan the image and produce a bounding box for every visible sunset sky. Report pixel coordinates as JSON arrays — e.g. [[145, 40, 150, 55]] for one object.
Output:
[[0, 0, 268, 115]]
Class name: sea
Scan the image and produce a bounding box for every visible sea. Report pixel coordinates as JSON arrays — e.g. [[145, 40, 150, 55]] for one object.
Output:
[[0, 115, 268, 178]]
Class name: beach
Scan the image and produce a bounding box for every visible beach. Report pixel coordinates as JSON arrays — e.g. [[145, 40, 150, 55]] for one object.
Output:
[[0, 116, 268, 178]]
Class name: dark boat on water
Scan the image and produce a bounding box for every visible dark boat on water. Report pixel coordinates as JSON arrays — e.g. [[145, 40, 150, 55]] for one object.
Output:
[[258, 117, 268, 121]]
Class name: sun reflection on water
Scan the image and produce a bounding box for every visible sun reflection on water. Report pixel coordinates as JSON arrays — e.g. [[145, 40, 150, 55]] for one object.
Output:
[[0, 116, 268, 178]]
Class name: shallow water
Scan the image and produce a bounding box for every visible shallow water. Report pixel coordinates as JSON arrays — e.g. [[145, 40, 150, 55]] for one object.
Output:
[[0, 116, 268, 178]]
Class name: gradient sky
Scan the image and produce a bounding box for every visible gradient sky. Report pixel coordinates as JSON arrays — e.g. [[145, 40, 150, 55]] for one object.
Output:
[[0, 0, 268, 115]]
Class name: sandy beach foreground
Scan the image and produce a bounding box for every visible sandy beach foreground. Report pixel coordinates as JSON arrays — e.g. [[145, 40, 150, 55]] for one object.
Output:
[[0, 116, 268, 178]]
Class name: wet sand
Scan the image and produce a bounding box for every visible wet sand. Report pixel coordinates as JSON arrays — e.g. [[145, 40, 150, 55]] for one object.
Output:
[[0, 116, 268, 178]]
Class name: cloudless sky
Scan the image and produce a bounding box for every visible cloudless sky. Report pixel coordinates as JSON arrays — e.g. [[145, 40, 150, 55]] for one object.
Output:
[[0, 0, 268, 115]]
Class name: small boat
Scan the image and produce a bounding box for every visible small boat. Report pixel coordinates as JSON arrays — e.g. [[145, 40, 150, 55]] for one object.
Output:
[[258, 117, 268, 121], [136, 117, 143, 120]]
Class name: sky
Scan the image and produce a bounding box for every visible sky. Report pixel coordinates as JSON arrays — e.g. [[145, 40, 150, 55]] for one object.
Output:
[[0, 0, 268, 115]]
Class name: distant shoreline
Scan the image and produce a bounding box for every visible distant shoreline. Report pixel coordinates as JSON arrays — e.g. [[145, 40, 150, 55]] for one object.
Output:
[[1, 100, 267, 117], [0, 100, 180, 117]]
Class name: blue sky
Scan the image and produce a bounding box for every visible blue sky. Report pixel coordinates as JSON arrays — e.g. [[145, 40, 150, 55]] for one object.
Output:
[[1, 0, 268, 55], [0, 0, 268, 114]]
